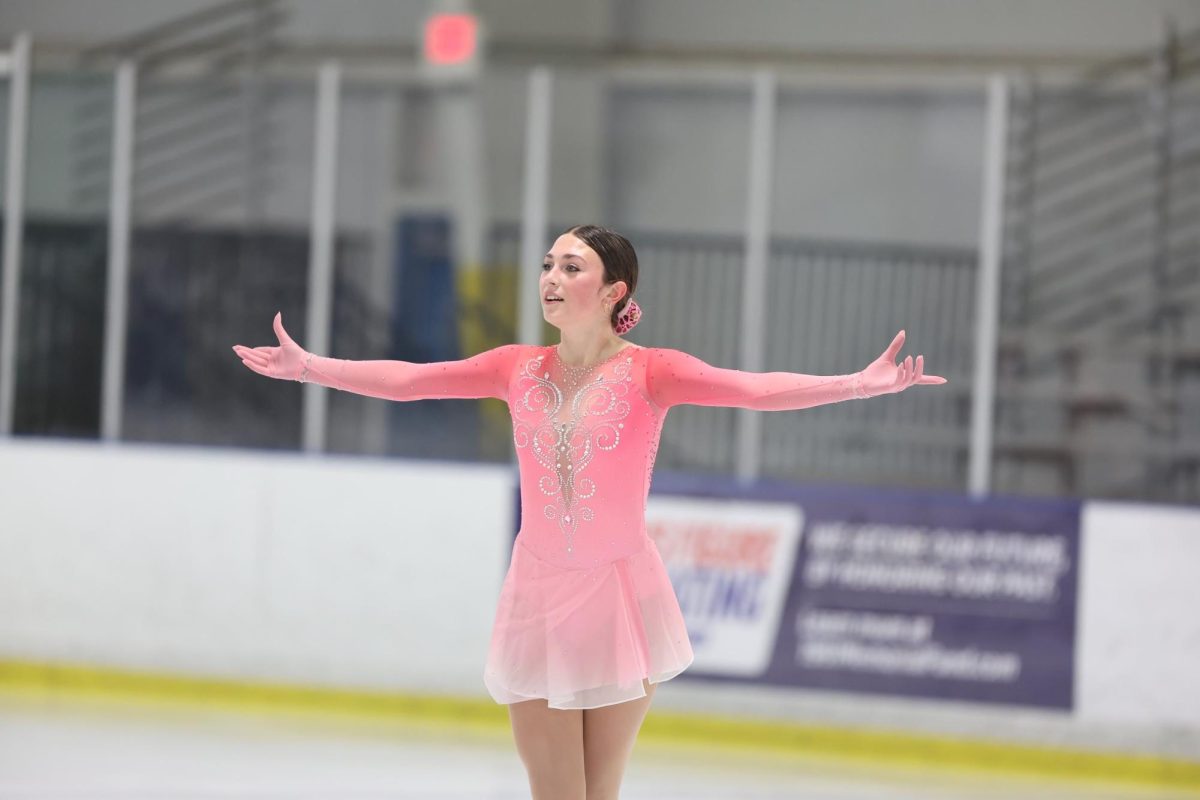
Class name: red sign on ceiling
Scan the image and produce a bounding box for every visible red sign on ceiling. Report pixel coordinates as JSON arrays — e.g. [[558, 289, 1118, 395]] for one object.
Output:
[[424, 13, 479, 65]]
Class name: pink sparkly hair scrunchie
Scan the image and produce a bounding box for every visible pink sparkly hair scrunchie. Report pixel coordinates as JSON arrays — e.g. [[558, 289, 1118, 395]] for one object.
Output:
[[614, 299, 642, 335]]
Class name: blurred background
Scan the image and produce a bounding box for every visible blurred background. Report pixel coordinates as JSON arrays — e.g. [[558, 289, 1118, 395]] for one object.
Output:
[[0, 1, 1198, 798]]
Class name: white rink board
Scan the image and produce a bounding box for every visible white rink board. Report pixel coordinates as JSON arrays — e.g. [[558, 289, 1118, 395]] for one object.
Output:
[[1076, 500, 1200, 729], [0, 439, 515, 694]]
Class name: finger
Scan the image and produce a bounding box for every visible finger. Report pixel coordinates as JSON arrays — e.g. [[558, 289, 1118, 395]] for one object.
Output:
[[273, 311, 295, 346], [905, 355, 914, 385], [918, 375, 947, 384], [241, 345, 273, 361], [234, 345, 261, 362], [914, 354, 924, 382], [883, 330, 905, 362], [241, 350, 270, 368], [241, 358, 269, 376]]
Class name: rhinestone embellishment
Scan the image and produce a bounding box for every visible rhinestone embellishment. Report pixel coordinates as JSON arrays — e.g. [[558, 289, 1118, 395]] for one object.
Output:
[[511, 347, 635, 557]]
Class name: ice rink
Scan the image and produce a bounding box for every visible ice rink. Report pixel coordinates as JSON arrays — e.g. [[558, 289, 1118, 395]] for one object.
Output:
[[2, 690, 1194, 800]]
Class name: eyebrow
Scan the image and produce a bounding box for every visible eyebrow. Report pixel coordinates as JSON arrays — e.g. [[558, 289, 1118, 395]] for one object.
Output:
[[544, 252, 586, 262]]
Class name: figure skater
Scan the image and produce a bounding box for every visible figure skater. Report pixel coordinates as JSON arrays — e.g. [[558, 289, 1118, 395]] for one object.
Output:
[[232, 223, 946, 800]]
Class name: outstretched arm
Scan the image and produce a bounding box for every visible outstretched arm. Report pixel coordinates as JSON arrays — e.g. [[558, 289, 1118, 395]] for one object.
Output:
[[233, 312, 518, 402], [645, 330, 946, 411]]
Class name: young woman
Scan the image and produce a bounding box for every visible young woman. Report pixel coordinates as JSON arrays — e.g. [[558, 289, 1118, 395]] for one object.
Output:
[[233, 223, 946, 799]]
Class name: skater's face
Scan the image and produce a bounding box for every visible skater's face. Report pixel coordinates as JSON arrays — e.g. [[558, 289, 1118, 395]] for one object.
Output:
[[541, 233, 626, 330]]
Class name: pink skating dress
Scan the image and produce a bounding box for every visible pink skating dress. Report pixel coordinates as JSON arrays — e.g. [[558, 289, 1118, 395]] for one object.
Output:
[[299, 342, 867, 710], [487, 343, 687, 709]]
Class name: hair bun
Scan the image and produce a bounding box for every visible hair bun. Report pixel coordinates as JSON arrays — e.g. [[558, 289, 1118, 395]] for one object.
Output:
[[614, 299, 642, 335]]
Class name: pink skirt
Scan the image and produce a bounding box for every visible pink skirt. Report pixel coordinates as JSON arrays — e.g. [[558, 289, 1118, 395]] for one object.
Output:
[[484, 535, 695, 710]]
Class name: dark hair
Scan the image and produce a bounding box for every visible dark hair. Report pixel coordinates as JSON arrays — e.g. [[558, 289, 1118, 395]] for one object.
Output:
[[564, 224, 638, 330]]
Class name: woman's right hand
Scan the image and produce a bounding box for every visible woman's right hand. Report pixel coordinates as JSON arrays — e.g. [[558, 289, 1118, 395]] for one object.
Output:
[[858, 329, 946, 397], [232, 312, 309, 381]]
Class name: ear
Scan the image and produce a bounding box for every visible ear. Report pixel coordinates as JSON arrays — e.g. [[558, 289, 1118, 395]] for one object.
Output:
[[608, 281, 628, 304]]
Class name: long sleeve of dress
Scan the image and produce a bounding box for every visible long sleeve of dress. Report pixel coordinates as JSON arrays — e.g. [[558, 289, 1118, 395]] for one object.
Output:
[[644, 347, 868, 411], [300, 343, 520, 402]]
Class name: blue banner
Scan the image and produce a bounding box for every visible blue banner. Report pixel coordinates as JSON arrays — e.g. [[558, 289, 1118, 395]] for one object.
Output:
[[647, 473, 1081, 710]]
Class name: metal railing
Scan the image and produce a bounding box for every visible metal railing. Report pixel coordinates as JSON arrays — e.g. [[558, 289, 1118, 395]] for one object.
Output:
[[71, 0, 288, 224], [998, 22, 1200, 503], [0, 218, 106, 438], [5, 217, 385, 451]]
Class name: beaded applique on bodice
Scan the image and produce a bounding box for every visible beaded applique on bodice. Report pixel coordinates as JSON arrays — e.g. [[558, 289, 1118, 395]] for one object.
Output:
[[510, 344, 659, 565]]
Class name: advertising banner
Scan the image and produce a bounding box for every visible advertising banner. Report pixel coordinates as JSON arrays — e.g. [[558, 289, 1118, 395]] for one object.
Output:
[[648, 475, 1081, 709]]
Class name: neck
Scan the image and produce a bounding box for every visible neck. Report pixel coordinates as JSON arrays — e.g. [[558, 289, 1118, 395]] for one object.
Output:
[[555, 332, 628, 367]]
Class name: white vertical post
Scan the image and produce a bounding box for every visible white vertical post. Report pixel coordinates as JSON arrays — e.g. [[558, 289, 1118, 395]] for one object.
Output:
[[100, 60, 137, 442], [441, 87, 488, 285], [0, 33, 31, 437], [969, 74, 1009, 497], [736, 70, 776, 484], [518, 67, 552, 348], [303, 60, 341, 454]]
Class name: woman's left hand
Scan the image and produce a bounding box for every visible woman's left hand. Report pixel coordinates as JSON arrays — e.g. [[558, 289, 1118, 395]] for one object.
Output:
[[860, 330, 947, 396], [232, 312, 309, 381]]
